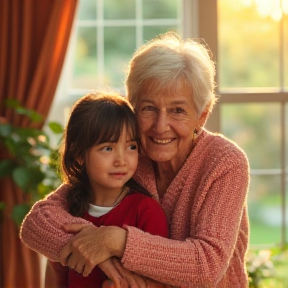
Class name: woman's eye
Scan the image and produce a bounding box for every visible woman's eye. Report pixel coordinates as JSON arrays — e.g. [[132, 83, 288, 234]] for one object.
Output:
[[168, 107, 186, 115], [171, 107, 186, 114], [142, 106, 156, 111], [138, 105, 157, 118]]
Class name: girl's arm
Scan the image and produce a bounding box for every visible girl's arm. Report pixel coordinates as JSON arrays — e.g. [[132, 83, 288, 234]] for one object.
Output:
[[20, 184, 93, 261]]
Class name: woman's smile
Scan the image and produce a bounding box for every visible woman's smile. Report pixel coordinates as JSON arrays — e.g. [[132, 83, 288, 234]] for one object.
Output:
[[150, 137, 175, 144]]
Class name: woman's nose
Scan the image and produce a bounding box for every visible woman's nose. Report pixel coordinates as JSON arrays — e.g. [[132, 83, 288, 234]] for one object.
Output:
[[153, 110, 170, 133]]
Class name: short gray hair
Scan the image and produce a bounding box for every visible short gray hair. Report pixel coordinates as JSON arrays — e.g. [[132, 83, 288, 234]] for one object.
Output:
[[125, 32, 217, 117]]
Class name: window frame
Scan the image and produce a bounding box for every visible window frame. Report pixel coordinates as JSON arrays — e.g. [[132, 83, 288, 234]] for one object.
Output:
[[192, 0, 287, 247]]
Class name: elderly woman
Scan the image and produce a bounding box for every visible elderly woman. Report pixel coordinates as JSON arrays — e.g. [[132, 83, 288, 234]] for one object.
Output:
[[20, 32, 250, 288]]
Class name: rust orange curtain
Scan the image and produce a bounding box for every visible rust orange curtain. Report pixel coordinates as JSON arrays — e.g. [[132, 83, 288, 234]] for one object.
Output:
[[0, 0, 78, 287]]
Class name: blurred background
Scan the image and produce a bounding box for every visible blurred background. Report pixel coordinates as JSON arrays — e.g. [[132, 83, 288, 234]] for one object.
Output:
[[0, 0, 287, 287]]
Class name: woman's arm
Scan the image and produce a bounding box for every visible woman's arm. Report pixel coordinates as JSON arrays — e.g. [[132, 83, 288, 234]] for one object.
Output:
[[122, 160, 250, 286], [59, 195, 170, 287], [59, 151, 249, 287], [59, 196, 169, 277], [20, 184, 93, 261]]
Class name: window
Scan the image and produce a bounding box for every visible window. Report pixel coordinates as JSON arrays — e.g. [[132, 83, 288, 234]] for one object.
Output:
[[214, 0, 288, 246], [49, 0, 182, 124], [69, 0, 181, 89], [48, 0, 288, 247]]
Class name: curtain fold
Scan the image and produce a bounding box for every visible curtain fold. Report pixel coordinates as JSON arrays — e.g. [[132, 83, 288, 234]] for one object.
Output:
[[0, 0, 78, 287]]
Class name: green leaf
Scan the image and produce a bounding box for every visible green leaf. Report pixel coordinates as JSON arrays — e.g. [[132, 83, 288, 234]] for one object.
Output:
[[0, 123, 12, 137], [16, 127, 42, 139], [12, 167, 31, 188], [0, 159, 16, 177], [12, 204, 31, 227], [27, 110, 43, 123], [12, 166, 45, 190], [48, 122, 63, 134], [15, 108, 43, 123]]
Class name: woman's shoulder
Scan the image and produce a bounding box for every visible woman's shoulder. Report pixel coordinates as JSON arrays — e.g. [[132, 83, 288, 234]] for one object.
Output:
[[202, 129, 247, 154], [194, 129, 249, 167]]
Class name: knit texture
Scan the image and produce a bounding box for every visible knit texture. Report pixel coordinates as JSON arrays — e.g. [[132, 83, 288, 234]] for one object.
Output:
[[20, 129, 250, 288], [122, 129, 250, 287], [68, 192, 168, 288]]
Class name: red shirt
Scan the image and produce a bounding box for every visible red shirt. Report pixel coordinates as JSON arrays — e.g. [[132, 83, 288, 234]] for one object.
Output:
[[68, 192, 168, 288]]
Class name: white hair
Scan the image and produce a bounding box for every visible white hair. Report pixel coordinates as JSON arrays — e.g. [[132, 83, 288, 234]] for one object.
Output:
[[125, 32, 217, 117]]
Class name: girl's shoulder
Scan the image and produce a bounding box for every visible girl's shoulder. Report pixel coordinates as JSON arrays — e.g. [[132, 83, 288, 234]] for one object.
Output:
[[125, 191, 160, 207]]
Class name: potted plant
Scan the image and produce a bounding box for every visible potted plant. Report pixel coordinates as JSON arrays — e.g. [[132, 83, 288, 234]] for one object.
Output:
[[0, 99, 63, 226]]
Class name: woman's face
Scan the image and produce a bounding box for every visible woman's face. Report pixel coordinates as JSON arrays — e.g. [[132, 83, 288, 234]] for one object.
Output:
[[136, 79, 200, 168]]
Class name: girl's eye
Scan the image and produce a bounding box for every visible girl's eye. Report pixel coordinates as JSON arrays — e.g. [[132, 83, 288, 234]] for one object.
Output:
[[129, 144, 137, 150], [102, 146, 113, 151]]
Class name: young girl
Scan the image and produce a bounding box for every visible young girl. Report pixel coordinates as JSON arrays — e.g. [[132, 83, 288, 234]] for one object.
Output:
[[47, 91, 169, 288]]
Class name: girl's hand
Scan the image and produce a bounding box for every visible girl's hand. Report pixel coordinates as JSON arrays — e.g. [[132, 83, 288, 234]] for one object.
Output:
[[99, 258, 127, 288], [106, 258, 147, 288], [100, 257, 172, 288], [102, 279, 117, 288], [59, 224, 127, 277]]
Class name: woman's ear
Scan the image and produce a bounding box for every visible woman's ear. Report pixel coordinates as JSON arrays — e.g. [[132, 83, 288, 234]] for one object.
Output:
[[196, 108, 210, 130]]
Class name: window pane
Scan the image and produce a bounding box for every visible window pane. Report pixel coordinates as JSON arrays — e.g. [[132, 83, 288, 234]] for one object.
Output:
[[218, 0, 280, 88], [104, 0, 135, 19], [221, 103, 281, 169], [249, 175, 282, 245], [143, 0, 178, 19], [104, 27, 136, 87], [77, 0, 97, 20], [284, 11, 288, 88], [143, 26, 178, 42], [72, 27, 97, 89]]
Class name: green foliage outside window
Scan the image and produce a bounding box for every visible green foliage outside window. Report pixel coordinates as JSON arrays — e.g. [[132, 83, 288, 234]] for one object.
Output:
[[247, 245, 288, 288]]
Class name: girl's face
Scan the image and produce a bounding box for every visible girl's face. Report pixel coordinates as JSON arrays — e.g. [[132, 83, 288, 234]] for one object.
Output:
[[85, 124, 138, 197]]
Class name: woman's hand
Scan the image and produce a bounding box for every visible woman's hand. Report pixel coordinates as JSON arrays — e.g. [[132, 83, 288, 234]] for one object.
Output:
[[59, 224, 127, 277]]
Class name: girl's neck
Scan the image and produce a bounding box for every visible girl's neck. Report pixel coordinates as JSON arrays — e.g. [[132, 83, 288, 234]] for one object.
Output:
[[91, 186, 128, 207]]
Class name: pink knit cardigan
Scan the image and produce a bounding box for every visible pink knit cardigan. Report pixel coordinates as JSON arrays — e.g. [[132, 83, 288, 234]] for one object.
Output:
[[20, 129, 250, 288]]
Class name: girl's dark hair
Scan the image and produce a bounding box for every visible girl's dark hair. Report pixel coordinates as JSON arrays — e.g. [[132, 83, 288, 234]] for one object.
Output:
[[61, 91, 150, 216]]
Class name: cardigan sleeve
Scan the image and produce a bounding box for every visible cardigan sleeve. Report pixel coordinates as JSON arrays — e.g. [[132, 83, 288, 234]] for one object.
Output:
[[19, 184, 92, 261], [122, 147, 250, 287]]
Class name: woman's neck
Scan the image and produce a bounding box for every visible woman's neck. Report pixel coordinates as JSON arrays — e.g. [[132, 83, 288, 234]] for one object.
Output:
[[153, 162, 178, 198]]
